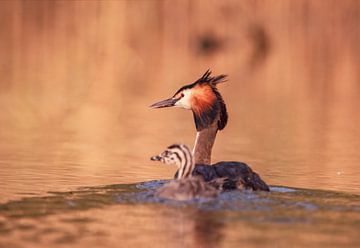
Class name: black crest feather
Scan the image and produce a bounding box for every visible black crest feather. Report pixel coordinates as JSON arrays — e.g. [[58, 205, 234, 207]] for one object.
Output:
[[196, 69, 228, 85], [173, 69, 227, 97]]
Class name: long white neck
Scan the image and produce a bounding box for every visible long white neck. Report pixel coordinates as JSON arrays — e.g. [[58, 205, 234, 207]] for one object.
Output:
[[192, 122, 218, 165]]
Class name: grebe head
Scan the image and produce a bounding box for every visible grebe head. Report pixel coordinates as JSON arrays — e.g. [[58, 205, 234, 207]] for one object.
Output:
[[150, 70, 228, 131], [151, 144, 194, 179]]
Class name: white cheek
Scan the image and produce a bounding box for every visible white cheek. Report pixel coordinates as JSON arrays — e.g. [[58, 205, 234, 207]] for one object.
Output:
[[174, 92, 192, 109]]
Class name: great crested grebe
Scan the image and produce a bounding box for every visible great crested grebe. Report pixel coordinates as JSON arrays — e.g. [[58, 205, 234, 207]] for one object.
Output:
[[150, 70, 269, 191], [150, 144, 220, 200]]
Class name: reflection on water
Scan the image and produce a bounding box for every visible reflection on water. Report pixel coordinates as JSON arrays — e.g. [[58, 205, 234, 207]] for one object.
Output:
[[0, 181, 359, 247], [1, 1, 360, 247]]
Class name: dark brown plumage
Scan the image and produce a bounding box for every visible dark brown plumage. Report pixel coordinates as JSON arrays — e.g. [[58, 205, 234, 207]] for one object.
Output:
[[193, 162, 270, 191], [150, 70, 270, 192]]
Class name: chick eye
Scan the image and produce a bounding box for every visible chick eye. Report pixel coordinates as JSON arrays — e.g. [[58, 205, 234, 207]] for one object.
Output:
[[180, 93, 184, 98]]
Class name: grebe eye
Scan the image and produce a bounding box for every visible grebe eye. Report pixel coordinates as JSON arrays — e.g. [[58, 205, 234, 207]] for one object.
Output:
[[181, 93, 184, 98]]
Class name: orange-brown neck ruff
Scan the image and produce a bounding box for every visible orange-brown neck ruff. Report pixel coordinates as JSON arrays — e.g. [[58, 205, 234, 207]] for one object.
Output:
[[190, 83, 227, 164], [190, 84, 227, 132]]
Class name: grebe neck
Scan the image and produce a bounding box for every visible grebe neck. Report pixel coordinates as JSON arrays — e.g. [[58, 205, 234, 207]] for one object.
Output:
[[192, 122, 218, 165]]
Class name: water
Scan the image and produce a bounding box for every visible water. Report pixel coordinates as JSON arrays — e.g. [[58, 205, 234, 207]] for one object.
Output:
[[0, 181, 359, 247], [1, 85, 360, 248], [1, 1, 360, 247], [0, 99, 360, 248]]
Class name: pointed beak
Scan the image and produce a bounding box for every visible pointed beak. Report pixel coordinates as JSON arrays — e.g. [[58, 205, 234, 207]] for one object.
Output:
[[150, 155, 162, 161], [149, 97, 178, 109]]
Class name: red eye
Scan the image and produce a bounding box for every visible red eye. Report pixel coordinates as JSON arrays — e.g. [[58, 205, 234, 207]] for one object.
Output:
[[181, 93, 184, 98]]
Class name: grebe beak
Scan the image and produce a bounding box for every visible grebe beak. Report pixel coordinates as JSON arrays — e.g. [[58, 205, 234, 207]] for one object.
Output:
[[149, 97, 177, 108], [150, 155, 162, 161]]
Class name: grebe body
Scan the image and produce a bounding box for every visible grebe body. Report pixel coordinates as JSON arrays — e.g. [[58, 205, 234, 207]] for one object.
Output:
[[150, 70, 270, 192], [193, 162, 269, 191]]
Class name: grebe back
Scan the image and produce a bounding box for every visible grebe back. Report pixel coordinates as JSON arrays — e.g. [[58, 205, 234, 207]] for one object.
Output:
[[150, 70, 270, 191]]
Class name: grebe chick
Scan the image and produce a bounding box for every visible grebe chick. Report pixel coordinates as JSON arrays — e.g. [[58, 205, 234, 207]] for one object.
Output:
[[151, 144, 219, 201], [150, 70, 269, 191]]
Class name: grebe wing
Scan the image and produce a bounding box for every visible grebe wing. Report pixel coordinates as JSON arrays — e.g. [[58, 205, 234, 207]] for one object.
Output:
[[192, 164, 218, 181], [212, 161, 270, 191], [175, 162, 269, 191]]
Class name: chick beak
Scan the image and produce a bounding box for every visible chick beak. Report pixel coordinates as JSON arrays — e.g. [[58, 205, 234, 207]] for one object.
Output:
[[150, 155, 162, 161], [149, 97, 178, 108]]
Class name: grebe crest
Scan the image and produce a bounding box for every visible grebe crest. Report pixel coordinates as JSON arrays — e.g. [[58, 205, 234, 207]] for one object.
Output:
[[150, 70, 228, 131], [151, 144, 218, 200], [150, 70, 270, 191]]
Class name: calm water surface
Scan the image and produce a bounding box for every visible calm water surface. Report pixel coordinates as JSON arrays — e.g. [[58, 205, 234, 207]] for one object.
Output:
[[1, 1, 360, 247], [0, 88, 360, 247]]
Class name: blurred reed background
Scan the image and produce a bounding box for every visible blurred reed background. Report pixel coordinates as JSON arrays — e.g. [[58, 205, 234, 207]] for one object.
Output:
[[0, 0, 360, 200]]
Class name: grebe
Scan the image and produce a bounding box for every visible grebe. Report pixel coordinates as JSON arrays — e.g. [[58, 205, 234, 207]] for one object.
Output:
[[151, 144, 219, 200], [150, 70, 269, 191]]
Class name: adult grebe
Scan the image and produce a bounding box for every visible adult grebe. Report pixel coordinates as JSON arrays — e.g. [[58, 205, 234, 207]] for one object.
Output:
[[151, 144, 219, 201], [150, 70, 269, 191]]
